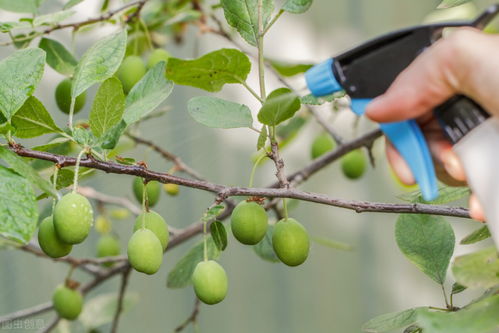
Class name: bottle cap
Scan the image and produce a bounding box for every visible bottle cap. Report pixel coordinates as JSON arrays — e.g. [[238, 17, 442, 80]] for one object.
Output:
[[305, 59, 343, 96]]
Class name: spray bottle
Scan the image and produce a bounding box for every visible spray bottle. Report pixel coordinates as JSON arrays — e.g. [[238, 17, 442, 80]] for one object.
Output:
[[305, 5, 499, 247]]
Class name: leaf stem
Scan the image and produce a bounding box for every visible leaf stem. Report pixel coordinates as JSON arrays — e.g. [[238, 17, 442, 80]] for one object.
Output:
[[257, 0, 266, 99], [441, 284, 450, 309], [52, 166, 60, 212], [249, 152, 268, 188], [68, 97, 76, 132], [263, 9, 284, 35], [72, 148, 86, 193], [241, 81, 264, 103]]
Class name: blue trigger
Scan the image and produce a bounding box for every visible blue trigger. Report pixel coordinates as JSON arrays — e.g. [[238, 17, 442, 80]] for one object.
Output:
[[350, 99, 438, 201]]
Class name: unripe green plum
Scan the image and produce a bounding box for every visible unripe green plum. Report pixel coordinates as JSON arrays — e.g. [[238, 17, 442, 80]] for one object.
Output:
[[272, 218, 309, 266], [310, 133, 335, 159], [133, 211, 169, 250], [52, 285, 83, 320], [109, 208, 130, 220], [192, 260, 228, 305], [54, 193, 93, 244], [38, 216, 72, 258], [147, 49, 171, 68], [117, 55, 146, 93], [163, 183, 179, 196], [230, 201, 268, 245], [94, 215, 112, 234], [127, 228, 163, 275], [341, 149, 366, 180], [132, 177, 161, 207], [97, 234, 120, 257], [55, 78, 86, 114]]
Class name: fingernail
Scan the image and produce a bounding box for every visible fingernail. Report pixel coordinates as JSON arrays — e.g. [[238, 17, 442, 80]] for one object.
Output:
[[469, 196, 486, 222], [442, 150, 466, 181], [365, 97, 384, 117]]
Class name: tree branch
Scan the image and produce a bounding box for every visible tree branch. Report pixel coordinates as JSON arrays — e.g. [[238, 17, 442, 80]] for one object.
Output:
[[174, 299, 201, 332], [9, 144, 468, 218], [110, 266, 132, 333]]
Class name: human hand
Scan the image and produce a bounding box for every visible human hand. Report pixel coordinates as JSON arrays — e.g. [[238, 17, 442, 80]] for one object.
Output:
[[365, 28, 499, 221]]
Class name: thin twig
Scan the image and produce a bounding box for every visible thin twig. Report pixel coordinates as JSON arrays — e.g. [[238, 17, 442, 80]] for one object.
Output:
[[78, 186, 142, 216], [127, 133, 205, 181], [0, 303, 53, 325], [174, 299, 201, 332], [110, 266, 132, 333], [38, 316, 59, 333]]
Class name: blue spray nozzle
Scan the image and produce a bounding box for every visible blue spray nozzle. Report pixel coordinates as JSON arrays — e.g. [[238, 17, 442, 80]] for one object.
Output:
[[305, 59, 343, 97]]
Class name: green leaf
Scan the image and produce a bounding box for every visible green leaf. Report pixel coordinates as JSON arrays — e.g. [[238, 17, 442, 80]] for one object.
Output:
[[0, 21, 31, 33], [0, 146, 56, 198], [210, 221, 228, 251], [452, 247, 499, 289], [0, 166, 38, 243], [33, 10, 75, 27], [221, 0, 274, 46], [460, 225, 491, 245], [258, 88, 301, 126], [416, 295, 499, 333], [63, 0, 85, 9], [269, 59, 313, 77], [438, 0, 471, 9], [0, 0, 44, 13], [166, 49, 251, 92], [362, 308, 422, 333], [11, 96, 62, 138], [167, 237, 221, 288], [187, 96, 253, 129], [32, 136, 71, 152], [398, 186, 470, 204], [100, 120, 127, 150], [395, 214, 455, 284], [452, 282, 467, 295], [39, 38, 78, 76], [202, 205, 225, 222], [276, 115, 307, 141], [253, 225, 280, 263], [72, 127, 96, 146], [52, 169, 75, 190], [300, 93, 340, 105], [89, 78, 125, 138], [79, 292, 139, 329], [0, 48, 45, 120], [257, 125, 268, 150], [123, 62, 173, 125], [282, 0, 313, 14], [72, 29, 127, 98], [311, 236, 353, 251]]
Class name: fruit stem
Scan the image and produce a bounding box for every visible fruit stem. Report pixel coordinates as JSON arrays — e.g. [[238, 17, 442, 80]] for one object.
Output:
[[203, 219, 208, 262], [139, 18, 153, 51], [52, 165, 60, 212], [68, 97, 76, 132], [72, 148, 87, 193], [141, 179, 149, 217], [282, 198, 289, 220], [263, 9, 284, 36], [248, 153, 268, 188]]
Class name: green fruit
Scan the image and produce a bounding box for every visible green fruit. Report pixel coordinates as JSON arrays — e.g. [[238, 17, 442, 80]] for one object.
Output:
[[192, 260, 228, 305], [163, 183, 179, 196], [38, 216, 72, 258], [132, 178, 161, 207], [147, 49, 171, 68], [55, 79, 86, 114], [53, 193, 93, 244], [117, 55, 146, 93], [341, 149, 366, 180], [310, 133, 335, 159], [133, 211, 169, 250], [127, 228, 163, 275], [97, 234, 120, 257], [94, 215, 112, 234], [230, 201, 268, 245], [52, 285, 83, 320], [272, 218, 309, 266]]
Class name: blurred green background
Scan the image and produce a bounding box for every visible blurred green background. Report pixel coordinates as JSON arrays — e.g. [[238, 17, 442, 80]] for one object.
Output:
[[0, 0, 496, 332]]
